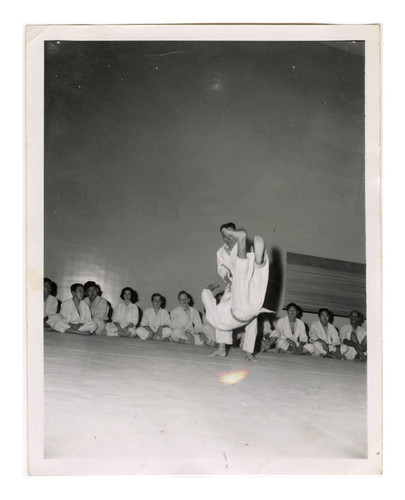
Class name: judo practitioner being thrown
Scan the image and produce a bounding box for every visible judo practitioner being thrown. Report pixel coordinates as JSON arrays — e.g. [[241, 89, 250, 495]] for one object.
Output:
[[202, 228, 272, 362]]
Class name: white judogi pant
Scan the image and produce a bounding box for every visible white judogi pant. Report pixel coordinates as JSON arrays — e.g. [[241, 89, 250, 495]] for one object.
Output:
[[53, 298, 97, 333], [202, 253, 271, 353]]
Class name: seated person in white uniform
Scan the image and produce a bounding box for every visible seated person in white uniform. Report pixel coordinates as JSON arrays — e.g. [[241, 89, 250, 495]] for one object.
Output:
[[259, 314, 279, 352], [201, 291, 224, 347], [309, 308, 348, 359], [43, 277, 59, 331], [171, 291, 207, 345], [136, 293, 172, 340], [273, 303, 314, 355], [217, 222, 238, 289], [52, 283, 97, 335], [202, 228, 272, 361], [106, 287, 139, 338], [83, 281, 110, 335], [339, 310, 367, 361]]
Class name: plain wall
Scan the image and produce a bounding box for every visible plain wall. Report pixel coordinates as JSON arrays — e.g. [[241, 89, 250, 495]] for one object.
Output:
[[44, 41, 365, 319]]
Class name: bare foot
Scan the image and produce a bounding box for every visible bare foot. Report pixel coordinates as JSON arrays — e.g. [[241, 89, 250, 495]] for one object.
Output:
[[223, 228, 247, 242], [77, 330, 93, 336], [253, 235, 265, 265], [246, 352, 258, 362], [208, 348, 227, 357]]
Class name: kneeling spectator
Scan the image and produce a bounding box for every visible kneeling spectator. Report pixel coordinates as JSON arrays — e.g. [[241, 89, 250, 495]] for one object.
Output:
[[260, 314, 281, 352], [201, 291, 224, 347], [136, 293, 172, 340], [106, 287, 139, 338]]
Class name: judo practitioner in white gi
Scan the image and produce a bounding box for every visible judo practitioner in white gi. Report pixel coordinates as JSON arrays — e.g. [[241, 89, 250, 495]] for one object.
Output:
[[83, 281, 110, 335], [213, 223, 270, 361], [309, 308, 348, 359], [136, 293, 172, 340], [52, 283, 97, 335], [201, 291, 224, 347], [216, 222, 238, 289], [272, 303, 314, 355], [170, 291, 207, 345], [203, 228, 272, 361], [339, 310, 367, 361], [200, 314, 218, 346], [258, 314, 278, 352], [106, 287, 140, 338], [43, 277, 59, 331]]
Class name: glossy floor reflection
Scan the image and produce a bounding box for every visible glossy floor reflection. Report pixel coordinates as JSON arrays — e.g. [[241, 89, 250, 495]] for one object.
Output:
[[44, 332, 367, 474]]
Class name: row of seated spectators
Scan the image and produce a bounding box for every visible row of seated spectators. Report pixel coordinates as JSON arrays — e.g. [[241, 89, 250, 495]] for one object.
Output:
[[43, 278, 367, 360]]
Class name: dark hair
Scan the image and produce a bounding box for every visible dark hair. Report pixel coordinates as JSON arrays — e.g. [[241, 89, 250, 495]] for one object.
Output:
[[177, 290, 190, 301], [84, 280, 98, 291], [350, 310, 365, 325], [349, 310, 361, 317], [44, 278, 58, 296], [178, 290, 194, 306], [318, 308, 330, 317], [220, 222, 236, 233], [286, 302, 300, 311], [151, 293, 166, 308], [70, 283, 83, 293], [286, 302, 303, 318], [120, 287, 139, 303]]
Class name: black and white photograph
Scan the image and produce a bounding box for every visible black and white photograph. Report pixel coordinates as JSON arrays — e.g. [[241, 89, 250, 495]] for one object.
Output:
[[26, 24, 381, 476]]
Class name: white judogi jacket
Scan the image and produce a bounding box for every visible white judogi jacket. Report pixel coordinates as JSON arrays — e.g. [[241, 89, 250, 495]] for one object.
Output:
[[203, 254, 271, 331], [140, 308, 171, 333], [83, 296, 109, 321], [275, 316, 308, 346], [217, 243, 237, 283], [44, 295, 58, 318], [61, 298, 93, 324], [339, 324, 367, 344], [170, 306, 203, 333], [309, 321, 340, 347], [111, 301, 139, 327]]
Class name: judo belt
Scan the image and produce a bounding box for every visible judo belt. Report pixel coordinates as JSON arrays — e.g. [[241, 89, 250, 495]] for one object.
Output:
[[231, 309, 253, 325]]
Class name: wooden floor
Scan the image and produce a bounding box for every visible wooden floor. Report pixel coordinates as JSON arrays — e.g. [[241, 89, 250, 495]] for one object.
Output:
[[44, 332, 367, 474]]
